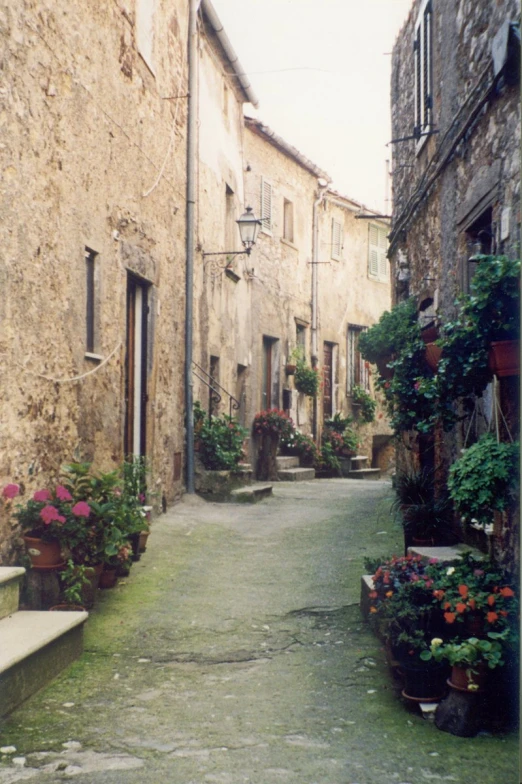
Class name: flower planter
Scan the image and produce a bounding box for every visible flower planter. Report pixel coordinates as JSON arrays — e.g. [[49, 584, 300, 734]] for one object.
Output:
[[23, 534, 64, 571], [285, 364, 296, 375], [487, 339, 519, 377], [449, 663, 487, 692], [399, 660, 448, 702], [424, 342, 442, 371], [99, 567, 118, 589]]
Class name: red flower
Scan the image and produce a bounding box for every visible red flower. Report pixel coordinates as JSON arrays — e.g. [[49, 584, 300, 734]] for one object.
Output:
[[433, 589, 445, 601], [40, 505, 65, 525], [468, 598, 476, 610], [55, 485, 73, 502], [458, 584, 469, 598], [33, 489, 51, 502], [487, 594, 496, 606], [456, 602, 467, 614], [443, 601, 451, 610], [2, 484, 20, 499], [500, 587, 515, 598], [444, 612, 456, 624], [72, 501, 91, 518], [487, 611, 499, 624]]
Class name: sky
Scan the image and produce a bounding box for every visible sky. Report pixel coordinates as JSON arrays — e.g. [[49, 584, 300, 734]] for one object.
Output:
[[214, 0, 414, 213]]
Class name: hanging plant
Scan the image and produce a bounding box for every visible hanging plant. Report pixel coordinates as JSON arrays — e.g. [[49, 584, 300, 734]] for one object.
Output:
[[351, 385, 377, 423], [294, 361, 320, 397]]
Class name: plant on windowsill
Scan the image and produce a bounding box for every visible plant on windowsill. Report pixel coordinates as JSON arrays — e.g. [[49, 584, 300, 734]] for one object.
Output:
[[447, 433, 519, 526], [285, 346, 304, 375], [351, 385, 376, 423], [294, 359, 320, 397]]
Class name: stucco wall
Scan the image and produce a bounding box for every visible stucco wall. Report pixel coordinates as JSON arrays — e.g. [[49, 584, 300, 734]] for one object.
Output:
[[0, 0, 188, 563]]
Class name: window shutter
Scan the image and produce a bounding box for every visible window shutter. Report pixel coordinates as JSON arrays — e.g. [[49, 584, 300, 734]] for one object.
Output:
[[369, 225, 388, 280], [261, 179, 272, 233], [378, 227, 388, 279], [332, 219, 342, 259]]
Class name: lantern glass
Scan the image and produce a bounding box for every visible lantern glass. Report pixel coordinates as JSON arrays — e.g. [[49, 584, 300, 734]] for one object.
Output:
[[237, 207, 261, 249]]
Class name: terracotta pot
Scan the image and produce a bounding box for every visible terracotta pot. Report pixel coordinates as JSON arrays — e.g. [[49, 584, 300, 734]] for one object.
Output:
[[285, 364, 296, 375], [449, 663, 487, 692], [421, 325, 439, 344], [138, 530, 150, 553], [23, 534, 64, 571], [488, 340, 520, 377], [99, 567, 118, 589], [424, 342, 442, 371]]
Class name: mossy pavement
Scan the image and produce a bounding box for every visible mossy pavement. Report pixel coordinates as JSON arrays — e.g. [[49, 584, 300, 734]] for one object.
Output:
[[0, 479, 518, 783]]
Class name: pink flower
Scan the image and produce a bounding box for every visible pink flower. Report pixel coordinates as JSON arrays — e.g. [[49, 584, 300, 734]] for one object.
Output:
[[33, 489, 51, 502], [2, 484, 20, 499], [55, 485, 72, 502], [72, 501, 91, 518], [414, 381, 421, 391], [40, 505, 61, 525]]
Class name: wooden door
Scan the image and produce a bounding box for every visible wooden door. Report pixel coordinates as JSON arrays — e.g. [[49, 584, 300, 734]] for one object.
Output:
[[323, 342, 334, 421], [125, 276, 148, 457]]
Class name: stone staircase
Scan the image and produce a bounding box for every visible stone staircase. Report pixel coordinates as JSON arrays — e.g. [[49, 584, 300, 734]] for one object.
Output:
[[276, 455, 316, 482], [0, 566, 88, 718], [346, 455, 381, 480]]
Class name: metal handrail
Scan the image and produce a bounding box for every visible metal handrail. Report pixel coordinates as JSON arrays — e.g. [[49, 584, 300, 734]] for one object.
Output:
[[192, 362, 240, 419]]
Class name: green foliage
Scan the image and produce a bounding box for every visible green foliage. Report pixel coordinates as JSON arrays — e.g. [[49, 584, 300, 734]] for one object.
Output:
[[447, 434, 519, 524], [294, 360, 320, 396], [351, 385, 376, 423], [358, 298, 419, 364], [60, 559, 92, 606], [400, 496, 453, 541], [324, 412, 353, 433], [198, 412, 247, 471], [280, 429, 317, 464], [314, 442, 341, 474], [420, 635, 506, 673]]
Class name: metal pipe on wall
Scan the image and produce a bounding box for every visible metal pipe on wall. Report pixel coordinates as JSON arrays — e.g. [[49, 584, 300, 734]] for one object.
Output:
[[311, 179, 329, 439]]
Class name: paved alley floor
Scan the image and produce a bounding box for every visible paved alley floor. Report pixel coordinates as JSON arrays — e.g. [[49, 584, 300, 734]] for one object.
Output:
[[0, 479, 519, 784]]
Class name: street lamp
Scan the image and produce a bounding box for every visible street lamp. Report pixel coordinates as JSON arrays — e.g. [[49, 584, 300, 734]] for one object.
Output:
[[202, 206, 262, 259]]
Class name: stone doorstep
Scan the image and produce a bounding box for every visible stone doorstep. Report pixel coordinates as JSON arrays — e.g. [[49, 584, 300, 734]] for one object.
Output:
[[230, 484, 273, 503], [0, 611, 88, 719], [278, 467, 316, 481], [407, 544, 486, 563], [347, 468, 381, 480], [276, 455, 300, 469], [350, 455, 369, 464], [0, 567, 25, 621]]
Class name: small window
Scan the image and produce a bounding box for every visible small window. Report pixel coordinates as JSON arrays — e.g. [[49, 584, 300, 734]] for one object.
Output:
[[283, 199, 294, 243], [85, 247, 98, 354], [368, 224, 388, 282], [347, 325, 369, 393], [296, 323, 306, 361], [414, 0, 433, 152], [331, 218, 343, 260], [260, 178, 272, 234]]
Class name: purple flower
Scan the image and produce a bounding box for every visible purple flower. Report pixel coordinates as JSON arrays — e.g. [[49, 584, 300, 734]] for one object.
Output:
[[55, 485, 72, 502], [72, 501, 91, 518], [2, 484, 20, 499], [33, 489, 51, 502]]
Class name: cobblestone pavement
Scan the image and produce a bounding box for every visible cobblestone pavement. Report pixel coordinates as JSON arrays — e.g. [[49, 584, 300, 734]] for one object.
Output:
[[0, 479, 518, 783]]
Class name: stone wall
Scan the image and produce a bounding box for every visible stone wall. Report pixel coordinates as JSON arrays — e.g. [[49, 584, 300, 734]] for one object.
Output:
[[0, 0, 188, 563]]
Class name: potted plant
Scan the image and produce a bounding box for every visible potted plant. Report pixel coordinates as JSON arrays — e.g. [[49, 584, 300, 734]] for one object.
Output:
[[400, 496, 455, 547], [351, 385, 376, 423], [358, 297, 420, 380], [285, 346, 303, 375], [253, 409, 294, 480], [421, 634, 506, 692], [195, 409, 247, 471], [447, 434, 519, 526], [294, 359, 320, 397], [314, 442, 341, 477], [52, 559, 92, 611]]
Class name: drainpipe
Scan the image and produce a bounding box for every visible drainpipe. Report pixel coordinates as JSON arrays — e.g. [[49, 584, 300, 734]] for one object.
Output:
[[311, 179, 329, 440], [185, 0, 198, 494]]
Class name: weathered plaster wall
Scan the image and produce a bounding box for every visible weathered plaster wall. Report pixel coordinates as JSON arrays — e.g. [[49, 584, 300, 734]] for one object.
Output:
[[0, 0, 188, 562]]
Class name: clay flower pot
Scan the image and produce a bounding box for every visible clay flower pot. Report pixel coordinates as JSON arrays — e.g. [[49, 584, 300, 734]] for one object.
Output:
[[23, 534, 64, 571], [488, 339, 520, 377]]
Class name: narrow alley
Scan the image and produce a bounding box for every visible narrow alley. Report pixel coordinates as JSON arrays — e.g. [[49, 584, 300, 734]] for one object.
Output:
[[0, 480, 518, 784]]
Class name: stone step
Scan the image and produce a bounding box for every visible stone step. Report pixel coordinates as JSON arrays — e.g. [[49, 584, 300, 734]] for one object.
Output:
[[276, 455, 300, 469], [0, 567, 25, 621], [230, 484, 273, 503], [347, 468, 381, 480], [237, 462, 252, 473], [350, 455, 369, 466], [407, 543, 486, 563], [0, 610, 88, 718], [278, 467, 316, 482]]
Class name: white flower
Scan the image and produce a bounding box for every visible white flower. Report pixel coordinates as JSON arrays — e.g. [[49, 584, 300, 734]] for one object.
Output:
[[446, 566, 455, 575]]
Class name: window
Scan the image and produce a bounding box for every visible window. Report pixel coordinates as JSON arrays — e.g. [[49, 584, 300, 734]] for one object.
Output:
[[136, 0, 156, 75], [414, 0, 433, 152], [262, 336, 279, 409], [331, 218, 343, 260], [260, 178, 272, 234], [462, 208, 493, 294], [296, 322, 306, 361], [368, 224, 388, 281], [85, 247, 98, 354], [283, 199, 294, 243], [347, 325, 369, 393]]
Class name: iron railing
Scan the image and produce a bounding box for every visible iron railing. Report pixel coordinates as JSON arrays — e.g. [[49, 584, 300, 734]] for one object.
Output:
[[192, 362, 240, 420]]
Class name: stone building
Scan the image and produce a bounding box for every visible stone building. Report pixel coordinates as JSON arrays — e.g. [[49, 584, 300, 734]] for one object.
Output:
[[389, 0, 520, 565], [0, 0, 189, 562]]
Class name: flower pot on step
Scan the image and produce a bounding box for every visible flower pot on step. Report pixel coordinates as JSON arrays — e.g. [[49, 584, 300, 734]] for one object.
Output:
[[23, 534, 64, 571]]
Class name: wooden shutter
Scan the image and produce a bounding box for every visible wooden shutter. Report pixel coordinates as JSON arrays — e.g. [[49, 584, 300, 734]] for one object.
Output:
[[369, 225, 379, 277], [261, 178, 272, 233], [378, 227, 388, 279]]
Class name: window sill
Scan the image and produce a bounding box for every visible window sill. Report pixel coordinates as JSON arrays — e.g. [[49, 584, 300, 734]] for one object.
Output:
[[280, 237, 298, 251], [84, 352, 103, 362], [368, 274, 389, 284]]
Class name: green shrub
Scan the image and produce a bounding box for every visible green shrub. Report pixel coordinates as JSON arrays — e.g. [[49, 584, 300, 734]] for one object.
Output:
[[198, 413, 247, 471]]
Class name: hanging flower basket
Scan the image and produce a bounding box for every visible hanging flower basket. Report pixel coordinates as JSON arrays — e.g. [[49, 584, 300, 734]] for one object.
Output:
[[487, 339, 520, 377]]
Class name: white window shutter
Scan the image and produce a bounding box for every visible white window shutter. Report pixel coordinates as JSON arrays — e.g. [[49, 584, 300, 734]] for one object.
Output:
[[378, 227, 388, 278], [369, 249, 379, 277], [332, 219, 342, 259], [261, 179, 272, 233]]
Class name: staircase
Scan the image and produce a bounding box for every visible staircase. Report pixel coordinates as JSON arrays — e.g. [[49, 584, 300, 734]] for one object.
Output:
[[346, 455, 381, 480], [277, 455, 316, 482], [0, 566, 88, 718]]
